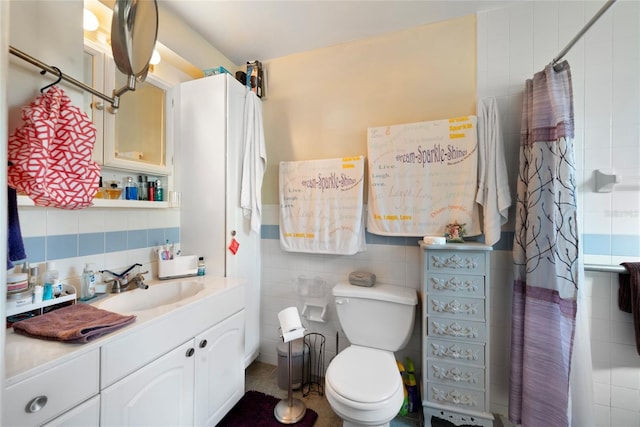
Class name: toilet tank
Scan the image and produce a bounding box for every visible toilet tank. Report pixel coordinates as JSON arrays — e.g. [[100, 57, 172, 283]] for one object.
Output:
[[333, 282, 417, 351]]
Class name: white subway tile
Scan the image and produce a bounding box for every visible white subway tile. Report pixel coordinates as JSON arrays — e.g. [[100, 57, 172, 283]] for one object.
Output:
[[47, 208, 79, 235]]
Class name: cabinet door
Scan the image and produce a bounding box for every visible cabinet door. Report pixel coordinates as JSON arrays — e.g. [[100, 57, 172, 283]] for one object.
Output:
[[194, 310, 245, 426], [43, 395, 100, 427], [100, 340, 195, 427], [83, 40, 105, 165]]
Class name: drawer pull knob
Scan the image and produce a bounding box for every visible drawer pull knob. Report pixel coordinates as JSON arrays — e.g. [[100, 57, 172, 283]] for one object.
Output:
[[335, 298, 349, 305], [199, 339, 208, 348], [26, 396, 48, 413], [186, 348, 195, 357]]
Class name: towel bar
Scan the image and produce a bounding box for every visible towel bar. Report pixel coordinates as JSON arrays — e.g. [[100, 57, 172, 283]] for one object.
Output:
[[584, 263, 628, 274]]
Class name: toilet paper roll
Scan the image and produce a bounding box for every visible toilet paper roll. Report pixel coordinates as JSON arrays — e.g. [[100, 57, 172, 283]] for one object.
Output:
[[282, 328, 305, 343], [423, 236, 446, 245], [278, 307, 303, 332]]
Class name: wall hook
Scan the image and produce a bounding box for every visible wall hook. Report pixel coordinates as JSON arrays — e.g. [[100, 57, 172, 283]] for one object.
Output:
[[40, 66, 62, 93]]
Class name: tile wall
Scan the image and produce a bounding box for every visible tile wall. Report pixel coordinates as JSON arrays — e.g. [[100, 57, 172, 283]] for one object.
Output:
[[15, 204, 180, 290], [477, 1, 640, 426]]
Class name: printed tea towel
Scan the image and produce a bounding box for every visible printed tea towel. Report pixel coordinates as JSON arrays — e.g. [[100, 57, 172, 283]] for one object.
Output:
[[8, 86, 100, 209], [367, 116, 480, 236], [279, 156, 366, 255]]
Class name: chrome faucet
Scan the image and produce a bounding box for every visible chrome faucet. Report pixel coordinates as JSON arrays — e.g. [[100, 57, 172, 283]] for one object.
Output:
[[101, 264, 149, 293]]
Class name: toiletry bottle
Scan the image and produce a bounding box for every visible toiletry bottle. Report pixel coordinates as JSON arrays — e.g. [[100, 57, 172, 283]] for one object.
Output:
[[81, 263, 96, 301], [197, 257, 206, 276], [148, 177, 155, 201], [155, 179, 163, 202], [43, 261, 61, 298], [138, 176, 148, 201], [125, 176, 138, 200], [29, 266, 40, 289]]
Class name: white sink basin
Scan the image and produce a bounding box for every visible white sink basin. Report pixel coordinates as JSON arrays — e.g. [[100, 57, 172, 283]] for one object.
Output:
[[95, 279, 205, 313]]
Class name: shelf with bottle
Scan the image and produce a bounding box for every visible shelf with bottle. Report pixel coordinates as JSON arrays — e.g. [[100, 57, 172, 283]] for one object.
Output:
[[16, 167, 173, 209], [6, 284, 77, 319]]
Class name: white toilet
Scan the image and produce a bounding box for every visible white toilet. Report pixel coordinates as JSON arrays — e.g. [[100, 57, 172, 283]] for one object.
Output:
[[325, 282, 417, 427]]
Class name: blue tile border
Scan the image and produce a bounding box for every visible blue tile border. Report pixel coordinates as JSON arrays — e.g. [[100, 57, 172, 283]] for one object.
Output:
[[259, 225, 639, 257], [19, 227, 181, 264], [18, 226, 639, 264]]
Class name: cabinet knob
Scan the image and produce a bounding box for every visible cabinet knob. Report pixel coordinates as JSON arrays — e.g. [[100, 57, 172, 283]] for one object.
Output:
[[186, 348, 195, 357], [93, 101, 105, 111], [199, 339, 208, 348], [230, 230, 236, 237], [25, 396, 48, 413]]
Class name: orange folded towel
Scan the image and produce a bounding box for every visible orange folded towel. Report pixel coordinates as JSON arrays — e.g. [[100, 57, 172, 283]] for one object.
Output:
[[12, 303, 136, 343]]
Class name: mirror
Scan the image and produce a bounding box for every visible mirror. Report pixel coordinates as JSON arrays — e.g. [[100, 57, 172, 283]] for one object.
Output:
[[110, 0, 158, 99]]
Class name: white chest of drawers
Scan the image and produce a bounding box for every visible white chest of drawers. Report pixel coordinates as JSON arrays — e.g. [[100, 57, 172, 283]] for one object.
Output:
[[420, 242, 493, 427]]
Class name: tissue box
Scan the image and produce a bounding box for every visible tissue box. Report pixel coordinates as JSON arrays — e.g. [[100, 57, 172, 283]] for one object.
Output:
[[158, 255, 198, 280]]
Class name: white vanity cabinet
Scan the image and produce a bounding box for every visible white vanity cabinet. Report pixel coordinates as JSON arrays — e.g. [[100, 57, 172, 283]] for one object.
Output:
[[194, 310, 245, 426], [420, 242, 493, 427], [4, 278, 246, 427], [100, 340, 196, 426], [43, 396, 101, 427], [100, 310, 244, 427], [2, 349, 100, 426]]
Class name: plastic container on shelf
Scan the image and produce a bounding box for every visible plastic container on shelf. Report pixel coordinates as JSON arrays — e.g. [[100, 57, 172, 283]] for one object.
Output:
[[43, 261, 61, 297], [81, 263, 97, 301]]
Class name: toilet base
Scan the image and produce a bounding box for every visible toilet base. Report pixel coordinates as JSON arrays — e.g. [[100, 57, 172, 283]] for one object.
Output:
[[342, 420, 390, 427]]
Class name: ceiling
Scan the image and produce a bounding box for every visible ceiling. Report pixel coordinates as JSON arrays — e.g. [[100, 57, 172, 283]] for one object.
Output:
[[158, 1, 522, 65]]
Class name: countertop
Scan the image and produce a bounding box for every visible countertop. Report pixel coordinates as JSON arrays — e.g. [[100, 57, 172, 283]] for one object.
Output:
[[4, 275, 245, 386]]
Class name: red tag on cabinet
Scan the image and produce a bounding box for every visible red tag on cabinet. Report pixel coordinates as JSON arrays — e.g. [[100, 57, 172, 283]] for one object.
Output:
[[228, 238, 240, 255]]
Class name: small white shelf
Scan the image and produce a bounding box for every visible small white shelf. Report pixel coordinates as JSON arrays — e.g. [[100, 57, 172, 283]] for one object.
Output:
[[6, 284, 77, 317], [17, 195, 169, 209]]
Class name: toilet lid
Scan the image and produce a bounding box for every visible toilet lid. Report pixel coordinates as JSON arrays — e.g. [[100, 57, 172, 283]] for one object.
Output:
[[327, 346, 401, 404]]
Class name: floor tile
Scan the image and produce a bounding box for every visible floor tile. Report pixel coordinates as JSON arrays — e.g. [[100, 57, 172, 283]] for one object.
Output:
[[246, 361, 422, 426]]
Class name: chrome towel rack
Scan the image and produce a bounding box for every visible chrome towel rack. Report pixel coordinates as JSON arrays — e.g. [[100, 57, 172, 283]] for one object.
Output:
[[585, 263, 628, 274], [9, 45, 122, 111]]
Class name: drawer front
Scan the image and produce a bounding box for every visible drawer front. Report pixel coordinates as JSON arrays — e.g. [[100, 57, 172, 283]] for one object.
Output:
[[3, 349, 99, 427], [426, 381, 486, 411], [427, 295, 485, 321], [427, 251, 486, 275], [426, 338, 485, 367], [426, 273, 485, 298], [427, 360, 485, 390], [428, 317, 486, 343]]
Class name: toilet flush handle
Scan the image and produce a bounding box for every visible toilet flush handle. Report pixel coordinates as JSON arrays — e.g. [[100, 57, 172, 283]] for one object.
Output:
[[335, 298, 349, 305]]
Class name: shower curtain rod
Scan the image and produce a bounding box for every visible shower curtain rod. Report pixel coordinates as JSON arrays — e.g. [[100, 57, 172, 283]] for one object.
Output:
[[552, 0, 617, 67]]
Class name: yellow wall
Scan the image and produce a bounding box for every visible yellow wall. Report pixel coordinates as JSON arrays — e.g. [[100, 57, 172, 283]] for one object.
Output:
[[261, 14, 476, 204]]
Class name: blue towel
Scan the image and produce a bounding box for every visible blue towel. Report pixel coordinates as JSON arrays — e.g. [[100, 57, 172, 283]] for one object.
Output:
[[7, 186, 27, 269]]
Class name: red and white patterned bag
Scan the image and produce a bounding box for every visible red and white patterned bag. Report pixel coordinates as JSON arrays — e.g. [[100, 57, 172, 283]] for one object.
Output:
[[8, 86, 100, 209]]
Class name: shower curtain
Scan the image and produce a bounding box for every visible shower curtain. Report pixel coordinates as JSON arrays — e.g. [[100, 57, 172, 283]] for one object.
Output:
[[509, 60, 592, 427]]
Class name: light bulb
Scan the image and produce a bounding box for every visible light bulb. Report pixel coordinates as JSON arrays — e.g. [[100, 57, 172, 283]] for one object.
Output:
[[150, 49, 161, 65], [83, 9, 99, 32]]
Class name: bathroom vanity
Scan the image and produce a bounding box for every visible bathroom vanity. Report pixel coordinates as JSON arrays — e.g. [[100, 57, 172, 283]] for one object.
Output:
[[3, 276, 245, 427], [420, 242, 493, 427]]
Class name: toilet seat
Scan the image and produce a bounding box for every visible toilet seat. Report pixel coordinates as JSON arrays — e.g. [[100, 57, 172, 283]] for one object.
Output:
[[326, 345, 402, 405]]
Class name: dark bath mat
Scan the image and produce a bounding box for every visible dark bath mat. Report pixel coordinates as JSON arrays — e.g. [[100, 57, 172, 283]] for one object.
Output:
[[216, 390, 318, 427]]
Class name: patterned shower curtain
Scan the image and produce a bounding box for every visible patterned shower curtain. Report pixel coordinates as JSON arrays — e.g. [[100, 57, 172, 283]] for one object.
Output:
[[509, 60, 579, 427]]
